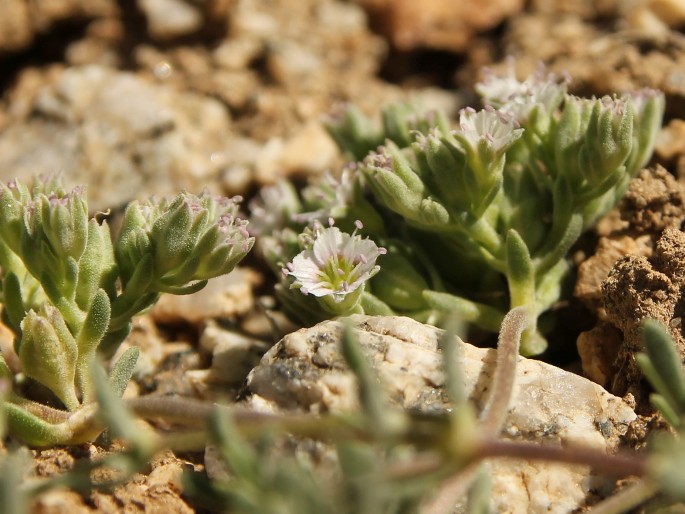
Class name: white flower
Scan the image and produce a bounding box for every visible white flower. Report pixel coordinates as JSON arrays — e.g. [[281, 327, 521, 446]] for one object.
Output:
[[248, 180, 300, 236], [455, 106, 523, 155], [284, 222, 385, 303], [476, 61, 568, 123], [293, 167, 356, 224], [475, 62, 529, 107]]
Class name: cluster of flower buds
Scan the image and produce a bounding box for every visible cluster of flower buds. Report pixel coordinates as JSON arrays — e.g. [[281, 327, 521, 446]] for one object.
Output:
[[0, 178, 253, 444], [116, 190, 253, 295]]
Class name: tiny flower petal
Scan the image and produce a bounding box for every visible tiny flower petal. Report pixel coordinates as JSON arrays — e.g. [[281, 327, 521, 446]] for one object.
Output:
[[476, 60, 568, 123], [293, 168, 357, 224], [247, 180, 300, 236], [455, 107, 523, 155]]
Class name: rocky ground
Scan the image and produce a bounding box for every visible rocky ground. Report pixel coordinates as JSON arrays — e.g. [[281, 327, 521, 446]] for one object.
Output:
[[4, 0, 685, 512]]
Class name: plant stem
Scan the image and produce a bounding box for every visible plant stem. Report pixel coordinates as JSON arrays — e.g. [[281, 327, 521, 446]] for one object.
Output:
[[480, 306, 529, 434], [476, 438, 647, 477], [422, 290, 505, 332], [422, 307, 530, 514], [464, 216, 503, 258]]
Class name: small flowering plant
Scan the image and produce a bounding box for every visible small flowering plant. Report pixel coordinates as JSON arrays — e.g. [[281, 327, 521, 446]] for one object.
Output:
[[0, 177, 253, 445], [254, 63, 664, 355]]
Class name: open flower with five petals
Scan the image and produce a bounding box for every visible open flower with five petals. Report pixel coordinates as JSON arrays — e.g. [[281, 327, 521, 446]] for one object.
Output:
[[284, 222, 386, 314]]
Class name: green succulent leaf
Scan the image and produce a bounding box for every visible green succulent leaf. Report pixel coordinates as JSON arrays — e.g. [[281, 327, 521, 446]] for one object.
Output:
[[76, 288, 111, 357], [2, 271, 27, 334], [638, 319, 685, 422], [108, 347, 140, 398]]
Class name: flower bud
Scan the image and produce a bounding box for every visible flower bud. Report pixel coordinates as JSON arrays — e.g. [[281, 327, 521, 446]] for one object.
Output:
[[0, 180, 25, 253], [413, 128, 504, 218], [75, 220, 118, 310], [115, 196, 174, 288], [294, 166, 387, 236], [115, 202, 154, 287], [584, 96, 633, 184], [413, 130, 472, 213], [295, 168, 355, 226], [150, 194, 204, 274], [416, 197, 451, 228], [13, 185, 90, 296], [38, 187, 89, 262], [623, 88, 665, 175], [381, 100, 451, 148], [260, 228, 301, 274], [554, 96, 595, 188], [190, 215, 254, 282], [556, 95, 635, 195], [31, 175, 67, 197], [141, 192, 254, 290], [359, 145, 426, 223], [324, 103, 383, 161], [381, 101, 420, 148], [19, 306, 79, 410]]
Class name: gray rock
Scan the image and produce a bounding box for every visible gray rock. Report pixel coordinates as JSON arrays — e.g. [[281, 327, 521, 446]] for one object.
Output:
[[0, 65, 233, 211], [242, 315, 637, 513]]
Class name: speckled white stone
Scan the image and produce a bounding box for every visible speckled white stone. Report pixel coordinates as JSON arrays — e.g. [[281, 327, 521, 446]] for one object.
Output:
[[243, 315, 637, 514]]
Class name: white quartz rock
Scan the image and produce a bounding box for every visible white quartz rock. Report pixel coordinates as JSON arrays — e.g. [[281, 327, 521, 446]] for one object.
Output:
[[243, 315, 637, 514]]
